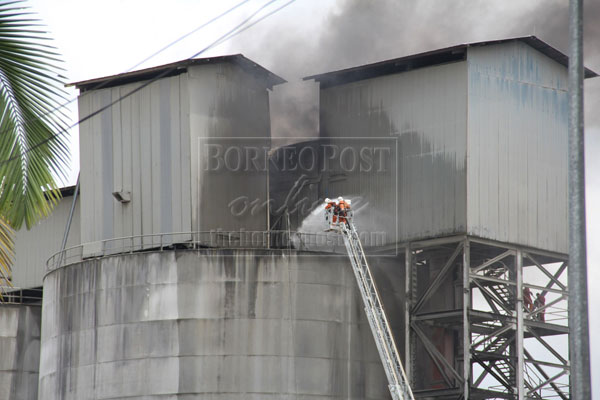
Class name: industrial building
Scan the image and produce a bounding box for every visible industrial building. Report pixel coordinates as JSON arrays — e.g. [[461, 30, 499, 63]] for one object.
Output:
[[0, 36, 595, 399]]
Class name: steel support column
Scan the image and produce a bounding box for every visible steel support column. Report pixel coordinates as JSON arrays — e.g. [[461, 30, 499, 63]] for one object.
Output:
[[462, 238, 471, 400], [516, 250, 524, 400], [407, 235, 569, 400], [405, 244, 413, 383]]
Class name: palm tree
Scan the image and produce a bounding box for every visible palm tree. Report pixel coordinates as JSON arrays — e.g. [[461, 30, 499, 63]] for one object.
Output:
[[0, 1, 70, 285]]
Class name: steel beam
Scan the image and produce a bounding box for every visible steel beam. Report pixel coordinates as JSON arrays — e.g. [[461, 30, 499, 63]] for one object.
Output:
[[412, 322, 464, 384], [472, 249, 514, 273], [524, 253, 567, 291], [528, 328, 568, 365], [412, 242, 463, 314], [524, 349, 569, 400]]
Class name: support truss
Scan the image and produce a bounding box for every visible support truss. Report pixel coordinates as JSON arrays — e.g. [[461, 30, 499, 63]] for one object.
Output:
[[403, 236, 569, 400]]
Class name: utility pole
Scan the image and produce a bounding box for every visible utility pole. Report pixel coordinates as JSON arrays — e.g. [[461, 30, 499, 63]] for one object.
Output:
[[567, 0, 592, 399]]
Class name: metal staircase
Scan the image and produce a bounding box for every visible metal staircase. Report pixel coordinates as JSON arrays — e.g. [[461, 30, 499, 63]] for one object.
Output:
[[339, 220, 415, 400]]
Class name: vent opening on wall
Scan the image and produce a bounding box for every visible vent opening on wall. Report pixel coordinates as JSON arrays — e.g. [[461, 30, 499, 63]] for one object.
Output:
[[112, 191, 131, 203]]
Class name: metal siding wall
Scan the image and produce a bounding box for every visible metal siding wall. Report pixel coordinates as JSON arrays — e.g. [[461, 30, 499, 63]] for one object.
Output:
[[189, 64, 270, 233], [466, 42, 569, 253], [78, 94, 94, 244], [320, 61, 468, 242], [78, 75, 192, 253], [12, 198, 81, 288]]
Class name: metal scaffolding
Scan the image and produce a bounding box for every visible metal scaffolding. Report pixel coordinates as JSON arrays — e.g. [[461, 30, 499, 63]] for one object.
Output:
[[403, 235, 570, 400]]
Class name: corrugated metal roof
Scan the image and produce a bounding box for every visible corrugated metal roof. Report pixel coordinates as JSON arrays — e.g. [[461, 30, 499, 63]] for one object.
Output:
[[304, 36, 598, 88], [69, 54, 286, 92]]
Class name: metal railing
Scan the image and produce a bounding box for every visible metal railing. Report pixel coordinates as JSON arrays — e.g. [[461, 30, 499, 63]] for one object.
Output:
[[46, 230, 353, 273], [0, 286, 43, 304]]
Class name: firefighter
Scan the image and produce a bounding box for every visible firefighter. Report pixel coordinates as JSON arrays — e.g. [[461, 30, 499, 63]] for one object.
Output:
[[337, 196, 351, 226], [523, 287, 533, 313], [324, 198, 338, 228], [534, 292, 546, 322]]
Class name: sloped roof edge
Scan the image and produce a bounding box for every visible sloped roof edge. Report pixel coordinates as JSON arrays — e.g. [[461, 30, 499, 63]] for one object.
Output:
[[304, 36, 597, 88], [69, 54, 286, 92]]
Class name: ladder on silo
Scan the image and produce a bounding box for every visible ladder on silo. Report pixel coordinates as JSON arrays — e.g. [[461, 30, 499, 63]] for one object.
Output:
[[339, 220, 415, 400]]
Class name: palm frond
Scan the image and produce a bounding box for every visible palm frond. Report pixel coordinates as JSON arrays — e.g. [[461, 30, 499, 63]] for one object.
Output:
[[0, 1, 70, 282], [0, 1, 70, 230], [0, 215, 13, 301]]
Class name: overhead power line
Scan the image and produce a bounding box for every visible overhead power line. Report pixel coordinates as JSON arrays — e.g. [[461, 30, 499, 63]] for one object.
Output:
[[0, 0, 271, 166], [210, 0, 295, 51], [0, 0, 294, 167]]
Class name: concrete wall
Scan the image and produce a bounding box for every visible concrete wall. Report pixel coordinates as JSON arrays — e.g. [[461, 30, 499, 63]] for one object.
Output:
[[12, 196, 80, 289], [0, 305, 41, 400], [40, 249, 404, 399], [319, 61, 468, 243], [466, 41, 569, 253]]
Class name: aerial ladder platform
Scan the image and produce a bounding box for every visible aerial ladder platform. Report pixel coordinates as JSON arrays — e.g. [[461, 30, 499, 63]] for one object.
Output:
[[324, 198, 414, 400]]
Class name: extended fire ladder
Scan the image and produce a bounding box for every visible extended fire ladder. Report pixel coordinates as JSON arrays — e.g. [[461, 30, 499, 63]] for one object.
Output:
[[339, 220, 415, 400]]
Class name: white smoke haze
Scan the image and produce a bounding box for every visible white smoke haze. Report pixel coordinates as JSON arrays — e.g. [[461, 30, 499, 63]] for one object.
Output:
[[294, 195, 394, 251]]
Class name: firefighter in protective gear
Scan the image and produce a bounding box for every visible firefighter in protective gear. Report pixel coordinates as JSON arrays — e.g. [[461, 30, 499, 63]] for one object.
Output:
[[336, 197, 351, 226], [534, 292, 546, 322], [324, 198, 338, 228], [523, 287, 533, 313]]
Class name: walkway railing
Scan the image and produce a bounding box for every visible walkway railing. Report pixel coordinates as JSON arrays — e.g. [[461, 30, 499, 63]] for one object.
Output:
[[46, 230, 352, 273], [0, 286, 43, 304]]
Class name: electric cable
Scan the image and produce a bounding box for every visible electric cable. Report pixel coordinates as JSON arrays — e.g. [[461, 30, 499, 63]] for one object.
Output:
[[0, 0, 295, 168], [199, 0, 295, 55], [0, 0, 253, 163]]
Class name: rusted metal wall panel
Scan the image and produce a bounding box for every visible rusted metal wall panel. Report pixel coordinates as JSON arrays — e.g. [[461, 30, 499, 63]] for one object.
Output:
[[466, 41, 569, 253], [12, 197, 80, 289], [319, 61, 468, 243]]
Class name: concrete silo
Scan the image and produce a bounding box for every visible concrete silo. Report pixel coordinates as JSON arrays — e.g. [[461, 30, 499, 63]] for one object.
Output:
[[0, 186, 79, 400]]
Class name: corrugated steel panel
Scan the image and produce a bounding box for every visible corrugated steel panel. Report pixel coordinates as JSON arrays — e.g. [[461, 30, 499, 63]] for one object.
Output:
[[78, 61, 272, 253], [12, 197, 81, 288], [79, 74, 192, 252], [319, 61, 468, 243], [188, 64, 270, 233], [466, 41, 569, 253]]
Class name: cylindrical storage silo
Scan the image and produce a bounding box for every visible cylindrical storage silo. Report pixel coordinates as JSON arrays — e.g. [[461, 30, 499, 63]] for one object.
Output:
[[39, 249, 405, 399]]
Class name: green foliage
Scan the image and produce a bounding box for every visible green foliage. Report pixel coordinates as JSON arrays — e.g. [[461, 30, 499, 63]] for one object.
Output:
[[0, 0, 70, 285]]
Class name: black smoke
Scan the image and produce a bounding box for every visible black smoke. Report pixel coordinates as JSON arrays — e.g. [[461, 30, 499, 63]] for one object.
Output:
[[228, 0, 600, 138]]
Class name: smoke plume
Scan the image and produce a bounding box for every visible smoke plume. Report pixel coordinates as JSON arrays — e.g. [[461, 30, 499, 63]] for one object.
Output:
[[228, 0, 600, 139]]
